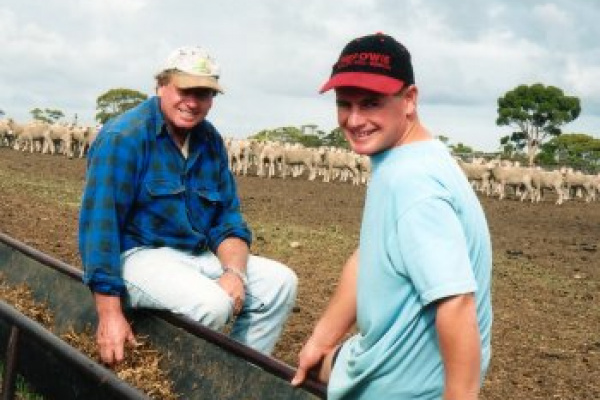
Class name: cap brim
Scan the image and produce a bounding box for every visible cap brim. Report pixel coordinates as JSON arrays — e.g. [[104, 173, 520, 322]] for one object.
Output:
[[171, 73, 224, 94], [319, 72, 404, 95]]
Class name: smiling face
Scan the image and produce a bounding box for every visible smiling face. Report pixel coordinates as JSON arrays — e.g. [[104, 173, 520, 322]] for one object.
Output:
[[157, 77, 215, 137], [335, 85, 419, 156]]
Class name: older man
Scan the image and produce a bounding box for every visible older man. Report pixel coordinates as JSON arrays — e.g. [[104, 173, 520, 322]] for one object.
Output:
[[79, 46, 297, 364]]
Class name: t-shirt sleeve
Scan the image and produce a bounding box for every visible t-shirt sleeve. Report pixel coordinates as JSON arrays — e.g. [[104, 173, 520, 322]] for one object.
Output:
[[395, 197, 477, 306]]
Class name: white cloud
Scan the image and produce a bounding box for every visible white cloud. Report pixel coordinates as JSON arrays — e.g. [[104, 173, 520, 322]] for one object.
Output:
[[533, 3, 571, 27], [76, 0, 148, 16], [0, 0, 598, 150]]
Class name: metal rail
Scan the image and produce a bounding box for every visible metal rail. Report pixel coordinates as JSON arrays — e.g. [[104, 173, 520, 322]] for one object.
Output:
[[0, 301, 150, 399], [0, 232, 327, 399]]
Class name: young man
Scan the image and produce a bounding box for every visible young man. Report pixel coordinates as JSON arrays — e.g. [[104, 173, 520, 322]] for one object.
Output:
[[292, 33, 492, 399], [79, 46, 297, 364]]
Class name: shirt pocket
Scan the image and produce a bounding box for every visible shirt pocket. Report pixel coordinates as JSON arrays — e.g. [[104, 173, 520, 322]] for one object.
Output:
[[191, 188, 225, 229], [196, 188, 223, 203], [143, 180, 187, 230], [146, 180, 185, 197]]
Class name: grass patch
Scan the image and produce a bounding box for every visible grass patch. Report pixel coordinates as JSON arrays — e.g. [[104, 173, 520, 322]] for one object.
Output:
[[0, 169, 82, 208], [250, 221, 357, 269], [0, 363, 44, 399]]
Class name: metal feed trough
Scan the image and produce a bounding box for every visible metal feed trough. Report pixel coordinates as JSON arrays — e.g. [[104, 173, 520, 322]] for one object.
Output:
[[0, 232, 326, 399]]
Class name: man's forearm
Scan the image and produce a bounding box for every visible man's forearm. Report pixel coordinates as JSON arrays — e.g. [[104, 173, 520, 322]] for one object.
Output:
[[310, 249, 358, 346], [216, 237, 249, 272], [436, 293, 481, 400], [94, 292, 124, 317], [291, 250, 359, 387]]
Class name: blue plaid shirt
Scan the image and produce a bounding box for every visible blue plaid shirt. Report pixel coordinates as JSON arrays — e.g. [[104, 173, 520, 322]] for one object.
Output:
[[79, 96, 252, 295]]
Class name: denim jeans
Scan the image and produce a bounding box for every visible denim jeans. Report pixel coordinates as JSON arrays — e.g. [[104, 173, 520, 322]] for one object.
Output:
[[120, 246, 298, 355]]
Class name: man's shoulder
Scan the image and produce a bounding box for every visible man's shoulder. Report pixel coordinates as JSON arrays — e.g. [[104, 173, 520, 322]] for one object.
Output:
[[90, 98, 159, 157], [195, 119, 221, 139], [102, 97, 160, 139], [192, 119, 226, 152]]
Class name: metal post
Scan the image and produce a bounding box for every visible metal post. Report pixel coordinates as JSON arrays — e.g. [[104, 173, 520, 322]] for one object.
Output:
[[1, 326, 20, 400]]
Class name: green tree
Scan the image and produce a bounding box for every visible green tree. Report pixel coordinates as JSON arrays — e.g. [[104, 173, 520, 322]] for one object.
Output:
[[250, 126, 302, 142], [321, 127, 349, 149], [296, 133, 323, 148], [435, 134, 477, 154], [450, 142, 473, 154], [95, 88, 148, 124], [249, 129, 274, 141], [496, 83, 581, 166], [249, 125, 327, 148], [499, 135, 518, 158], [0, 109, 4, 118], [276, 126, 305, 143], [537, 133, 600, 172], [30, 107, 65, 123], [298, 124, 323, 147], [436, 135, 450, 147]]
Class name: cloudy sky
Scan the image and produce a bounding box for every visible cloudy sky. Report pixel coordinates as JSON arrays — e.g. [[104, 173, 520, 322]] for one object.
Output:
[[1, 0, 598, 151]]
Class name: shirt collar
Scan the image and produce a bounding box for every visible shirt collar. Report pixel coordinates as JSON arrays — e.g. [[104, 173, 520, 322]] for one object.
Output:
[[149, 96, 167, 138], [150, 96, 212, 152]]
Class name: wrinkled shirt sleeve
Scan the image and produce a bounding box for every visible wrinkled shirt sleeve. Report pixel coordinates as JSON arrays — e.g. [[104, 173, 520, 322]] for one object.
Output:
[[78, 129, 139, 295], [206, 136, 252, 252]]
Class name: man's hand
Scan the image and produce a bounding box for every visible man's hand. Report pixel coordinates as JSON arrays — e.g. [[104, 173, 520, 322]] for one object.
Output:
[[94, 293, 137, 365], [96, 309, 137, 365], [291, 338, 336, 386], [215, 237, 249, 316], [218, 272, 246, 315]]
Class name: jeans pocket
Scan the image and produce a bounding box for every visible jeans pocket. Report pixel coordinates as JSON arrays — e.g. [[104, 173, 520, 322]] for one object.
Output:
[[243, 292, 266, 313]]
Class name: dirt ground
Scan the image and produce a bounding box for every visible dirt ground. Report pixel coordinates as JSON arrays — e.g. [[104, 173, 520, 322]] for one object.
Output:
[[0, 148, 598, 400]]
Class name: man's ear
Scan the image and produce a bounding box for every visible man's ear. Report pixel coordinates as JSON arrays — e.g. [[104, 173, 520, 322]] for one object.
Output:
[[404, 85, 418, 114], [156, 85, 164, 97]]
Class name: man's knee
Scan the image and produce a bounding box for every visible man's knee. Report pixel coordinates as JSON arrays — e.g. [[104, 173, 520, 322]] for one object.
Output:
[[246, 257, 298, 313], [184, 293, 232, 330], [279, 267, 298, 303]]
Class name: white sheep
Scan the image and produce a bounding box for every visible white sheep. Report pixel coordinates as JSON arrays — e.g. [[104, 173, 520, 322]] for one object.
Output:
[[456, 157, 494, 196], [530, 167, 566, 204], [280, 144, 321, 180], [256, 141, 284, 178], [489, 163, 535, 201], [321, 148, 360, 184], [563, 168, 597, 202], [42, 123, 74, 158], [14, 121, 47, 153]]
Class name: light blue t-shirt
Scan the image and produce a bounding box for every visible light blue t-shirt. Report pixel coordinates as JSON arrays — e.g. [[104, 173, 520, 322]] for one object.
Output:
[[328, 140, 492, 400]]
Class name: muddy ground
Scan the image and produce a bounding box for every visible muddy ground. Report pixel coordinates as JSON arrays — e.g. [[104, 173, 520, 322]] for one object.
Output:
[[0, 147, 598, 400]]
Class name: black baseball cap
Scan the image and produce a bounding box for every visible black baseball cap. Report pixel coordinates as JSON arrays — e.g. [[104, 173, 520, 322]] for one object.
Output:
[[319, 32, 415, 95]]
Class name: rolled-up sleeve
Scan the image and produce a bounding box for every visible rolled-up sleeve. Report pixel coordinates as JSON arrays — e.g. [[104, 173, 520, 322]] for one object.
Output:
[[206, 139, 252, 252], [79, 131, 138, 295]]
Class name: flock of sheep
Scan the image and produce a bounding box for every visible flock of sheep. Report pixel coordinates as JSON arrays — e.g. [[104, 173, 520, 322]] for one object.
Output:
[[456, 157, 600, 205], [0, 118, 99, 159], [226, 138, 600, 205], [225, 138, 371, 185], [1, 117, 598, 204], [0, 118, 372, 186]]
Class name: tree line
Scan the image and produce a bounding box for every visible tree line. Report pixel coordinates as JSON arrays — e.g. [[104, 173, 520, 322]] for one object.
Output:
[[4, 84, 598, 172]]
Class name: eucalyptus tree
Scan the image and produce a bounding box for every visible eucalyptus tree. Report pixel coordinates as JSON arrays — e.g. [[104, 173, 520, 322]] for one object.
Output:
[[95, 88, 148, 124], [496, 83, 580, 165], [537, 133, 600, 172], [30, 108, 65, 124]]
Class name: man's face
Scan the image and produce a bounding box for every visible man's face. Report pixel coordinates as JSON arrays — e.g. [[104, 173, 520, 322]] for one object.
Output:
[[335, 86, 416, 156], [157, 80, 215, 134]]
